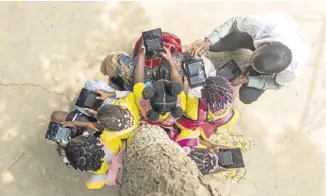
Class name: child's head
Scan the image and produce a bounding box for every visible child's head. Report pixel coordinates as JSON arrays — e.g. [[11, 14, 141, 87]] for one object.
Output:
[[201, 76, 234, 114], [251, 42, 292, 74], [101, 53, 125, 90], [188, 148, 219, 175], [143, 80, 184, 121], [97, 104, 133, 131], [65, 135, 104, 171]]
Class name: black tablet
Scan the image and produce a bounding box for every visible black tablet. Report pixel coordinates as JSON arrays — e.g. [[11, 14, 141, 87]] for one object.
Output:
[[183, 57, 207, 88], [218, 148, 245, 169], [75, 88, 104, 111], [45, 121, 75, 145], [216, 60, 243, 81], [142, 28, 164, 59]]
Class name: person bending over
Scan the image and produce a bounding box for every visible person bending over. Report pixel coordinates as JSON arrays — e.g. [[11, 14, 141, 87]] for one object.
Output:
[[190, 13, 308, 104]]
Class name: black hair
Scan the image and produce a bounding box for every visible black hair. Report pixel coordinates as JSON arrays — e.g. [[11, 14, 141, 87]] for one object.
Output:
[[252, 42, 292, 74], [143, 80, 182, 114], [97, 104, 133, 131], [65, 135, 104, 171], [188, 148, 219, 175], [201, 76, 234, 112]]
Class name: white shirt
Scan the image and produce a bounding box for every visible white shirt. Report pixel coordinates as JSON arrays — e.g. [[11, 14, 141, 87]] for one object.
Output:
[[206, 13, 308, 90]]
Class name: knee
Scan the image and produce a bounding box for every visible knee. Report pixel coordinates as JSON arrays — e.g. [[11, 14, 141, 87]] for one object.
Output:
[[51, 111, 67, 122], [239, 92, 258, 105]]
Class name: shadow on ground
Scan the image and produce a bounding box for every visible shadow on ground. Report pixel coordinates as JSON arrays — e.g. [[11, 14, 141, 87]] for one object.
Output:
[[0, 2, 151, 196]]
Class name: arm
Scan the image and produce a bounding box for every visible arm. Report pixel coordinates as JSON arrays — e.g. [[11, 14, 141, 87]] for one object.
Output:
[[247, 69, 295, 90], [183, 76, 189, 94], [133, 48, 145, 84], [161, 47, 183, 86], [106, 140, 127, 186], [247, 75, 282, 90], [206, 16, 260, 46], [97, 90, 130, 100], [199, 138, 230, 150], [169, 60, 183, 86], [62, 121, 103, 132]]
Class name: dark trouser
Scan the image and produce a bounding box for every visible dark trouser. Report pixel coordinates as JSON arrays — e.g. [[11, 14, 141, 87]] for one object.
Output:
[[210, 30, 264, 104], [237, 68, 265, 104], [239, 84, 265, 104]]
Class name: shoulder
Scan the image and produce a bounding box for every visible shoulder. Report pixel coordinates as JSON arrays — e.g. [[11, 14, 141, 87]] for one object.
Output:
[[185, 94, 200, 120], [133, 83, 146, 97]]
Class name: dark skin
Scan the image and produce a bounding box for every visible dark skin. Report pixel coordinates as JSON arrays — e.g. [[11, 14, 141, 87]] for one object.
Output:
[[133, 45, 184, 87], [81, 89, 120, 119], [189, 39, 250, 87], [62, 121, 104, 132], [231, 75, 249, 86], [133, 47, 146, 84], [198, 138, 230, 173]]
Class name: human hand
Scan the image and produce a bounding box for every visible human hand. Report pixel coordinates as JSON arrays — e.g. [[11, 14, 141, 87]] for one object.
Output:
[[231, 76, 249, 86], [85, 108, 97, 119], [96, 89, 115, 100], [190, 39, 211, 57], [137, 41, 146, 57], [160, 46, 174, 64]]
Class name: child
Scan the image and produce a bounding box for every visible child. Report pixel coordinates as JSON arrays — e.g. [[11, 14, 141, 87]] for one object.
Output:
[[62, 102, 140, 189], [174, 75, 239, 146], [100, 32, 184, 90], [187, 145, 244, 175], [50, 79, 130, 124], [100, 31, 216, 94], [133, 46, 186, 128], [61, 89, 141, 146], [64, 133, 125, 188]]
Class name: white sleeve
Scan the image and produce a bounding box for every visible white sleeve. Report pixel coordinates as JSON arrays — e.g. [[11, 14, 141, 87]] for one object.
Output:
[[206, 15, 261, 45], [115, 91, 130, 98], [201, 55, 216, 77]]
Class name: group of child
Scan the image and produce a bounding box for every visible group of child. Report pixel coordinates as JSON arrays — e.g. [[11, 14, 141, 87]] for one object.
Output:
[[49, 32, 242, 189]]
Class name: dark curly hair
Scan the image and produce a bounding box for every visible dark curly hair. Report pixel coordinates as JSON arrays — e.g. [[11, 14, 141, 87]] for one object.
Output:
[[65, 135, 104, 171], [201, 76, 234, 112]]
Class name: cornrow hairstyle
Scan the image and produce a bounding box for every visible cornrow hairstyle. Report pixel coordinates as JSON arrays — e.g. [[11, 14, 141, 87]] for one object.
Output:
[[97, 104, 133, 131], [188, 148, 219, 175], [65, 135, 104, 171], [201, 76, 234, 112]]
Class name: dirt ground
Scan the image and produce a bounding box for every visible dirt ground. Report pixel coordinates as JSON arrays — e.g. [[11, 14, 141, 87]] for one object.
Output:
[[0, 1, 325, 196]]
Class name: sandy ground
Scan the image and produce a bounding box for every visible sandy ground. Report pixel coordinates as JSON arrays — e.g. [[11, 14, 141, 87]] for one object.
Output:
[[0, 1, 325, 196]]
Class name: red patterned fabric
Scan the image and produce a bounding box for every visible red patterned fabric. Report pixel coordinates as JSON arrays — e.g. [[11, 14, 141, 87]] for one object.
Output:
[[133, 32, 183, 68]]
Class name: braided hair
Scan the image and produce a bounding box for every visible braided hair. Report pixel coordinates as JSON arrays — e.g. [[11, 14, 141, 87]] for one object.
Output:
[[65, 135, 104, 171], [201, 76, 234, 112], [188, 148, 219, 175], [97, 104, 133, 131]]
